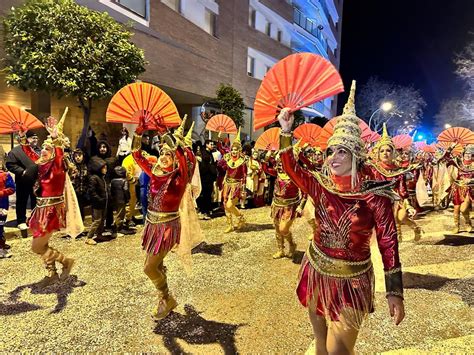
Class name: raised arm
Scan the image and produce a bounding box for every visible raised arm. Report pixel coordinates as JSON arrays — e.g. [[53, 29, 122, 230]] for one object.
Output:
[[131, 133, 153, 176]]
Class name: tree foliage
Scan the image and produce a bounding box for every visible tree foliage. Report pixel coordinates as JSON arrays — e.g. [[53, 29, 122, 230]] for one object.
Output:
[[356, 77, 426, 134], [216, 83, 245, 128], [435, 39, 474, 132], [2, 0, 146, 146]]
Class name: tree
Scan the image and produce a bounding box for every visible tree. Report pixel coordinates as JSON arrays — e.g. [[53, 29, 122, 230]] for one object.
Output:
[[215, 84, 245, 127], [356, 77, 426, 134], [2, 0, 146, 147], [434, 39, 474, 132]]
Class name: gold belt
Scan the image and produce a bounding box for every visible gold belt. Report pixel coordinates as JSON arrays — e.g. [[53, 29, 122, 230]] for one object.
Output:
[[225, 177, 241, 185], [146, 210, 180, 224], [36, 195, 65, 208], [273, 196, 300, 207], [307, 242, 372, 278]]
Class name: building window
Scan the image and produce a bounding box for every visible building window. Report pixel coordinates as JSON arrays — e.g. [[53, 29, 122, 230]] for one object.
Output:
[[247, 56, 255, 77], [249, 8, 256, 28], [204, 9, 217, 36], [161, 0, 180, 13], [277, 30, 282, 42], [265, 22, 272, 36], [115, 0, 148, 18]]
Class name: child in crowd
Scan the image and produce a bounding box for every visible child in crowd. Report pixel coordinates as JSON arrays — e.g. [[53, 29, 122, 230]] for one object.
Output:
[[0, 161, 15, 258], [111, 166, 133, 235], [86, 157, 110, 245]]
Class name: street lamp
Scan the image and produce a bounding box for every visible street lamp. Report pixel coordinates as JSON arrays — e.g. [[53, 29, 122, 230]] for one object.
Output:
[[368, 102, 393, 131], [444, 123, 452, 129]]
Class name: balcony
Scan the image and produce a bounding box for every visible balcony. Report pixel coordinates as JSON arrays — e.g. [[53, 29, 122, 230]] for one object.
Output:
[[293, 7, 328, 52]]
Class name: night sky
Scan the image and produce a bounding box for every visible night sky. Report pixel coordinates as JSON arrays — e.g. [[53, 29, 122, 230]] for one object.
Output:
[[338, 0, 474, 133]]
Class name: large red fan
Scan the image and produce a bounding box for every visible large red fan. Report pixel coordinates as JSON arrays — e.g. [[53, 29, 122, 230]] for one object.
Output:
[[365, 131, 381, 143], [436, 140, 463, 155], [317, 117, 372, 149], [106, 82, 181, 130], [255, 127, 281, 151], [422, 144, 436, 153], [0, 105, 44, 134], [393, 134, 413, 149], [414, 141, 427, 151], [253, 53, 344, 131], [437, 127, 474, 146], [205, 114, 238, 134], [294, 123, 322, 147]]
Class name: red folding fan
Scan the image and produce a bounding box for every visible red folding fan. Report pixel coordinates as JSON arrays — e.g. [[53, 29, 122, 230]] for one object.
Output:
[[422, 144, 436, 153], [316, 117, 372, 149], [294, 123, 322, 147], [414, 141, 427, 151], [254, 127, 281, 151], [253, 53, 344, 131], [205, 114, 238, 134], [392, 134, 413, 149], [365, 131, 381, 143], [436, 140, 463, 155], [437, 127, 474, 146], [0, 105, 44, 134], [106, 82, 181, 131]]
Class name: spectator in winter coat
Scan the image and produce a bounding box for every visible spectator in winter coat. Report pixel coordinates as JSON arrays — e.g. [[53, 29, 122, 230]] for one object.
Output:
[[94, 140, 118, 232], [86, 157, 111, 245], [5, 131, 40, 236], [71, 149, 90, 220], [0, 161, 15, 258], [111, 166, 133, 235]]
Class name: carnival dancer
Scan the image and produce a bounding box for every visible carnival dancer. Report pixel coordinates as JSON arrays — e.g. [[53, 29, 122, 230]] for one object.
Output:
[[442, 144, 474, 233], [278, 82, 404, 354], [218, 128, 247, 233], [369, 125, 422, 242], [399, 147, 422, 213], [132, 116, 196, 320], [27, 116, 75, 286], [263, 155, 306, 259], [246, 149, 266, 208]]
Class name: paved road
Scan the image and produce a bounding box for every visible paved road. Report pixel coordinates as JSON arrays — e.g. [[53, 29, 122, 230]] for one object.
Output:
[[1, 206, 473, 353]]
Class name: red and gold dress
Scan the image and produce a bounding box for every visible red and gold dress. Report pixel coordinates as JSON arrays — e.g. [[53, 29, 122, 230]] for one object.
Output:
[[444, 156, 474, 205], [219, 153, 247, 203], [280, 142, 402, 327], [263, 162, 305, 221], [132, 135, 196, 254], [28, 145, 66, 238]]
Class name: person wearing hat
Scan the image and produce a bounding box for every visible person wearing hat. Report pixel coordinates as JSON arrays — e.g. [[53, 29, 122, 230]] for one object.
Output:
[[368, 124, 423, 242], [277, 81, 404, 354], [218, 128, 247, 233], [6, 130, 41, 236], [441, 144, 474, 233], [132, 115, 196, 321]]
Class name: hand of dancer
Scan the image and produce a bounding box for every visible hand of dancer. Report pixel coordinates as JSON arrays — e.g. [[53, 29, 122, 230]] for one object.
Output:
[[277, 108, 293, 133], [387, 295, 405, 325], [45, 116, 58, 138], [407, 207, 416, 218]]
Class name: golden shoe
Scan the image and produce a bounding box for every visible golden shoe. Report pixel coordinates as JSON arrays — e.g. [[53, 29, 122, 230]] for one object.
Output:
[[287, 241, 297, 258], [414, 227, 423, 242], [236, 215, 245, 229], [60, 258, 75, 281], [152, 296, 178, 321]]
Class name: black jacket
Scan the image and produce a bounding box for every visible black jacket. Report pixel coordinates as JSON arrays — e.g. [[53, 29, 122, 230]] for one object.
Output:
[[94, 140, 118, 181], [88, 157, 109, 210], [199, 149, 217, 185], [110, 166, 130, 207], [6, 145, 40, 186]]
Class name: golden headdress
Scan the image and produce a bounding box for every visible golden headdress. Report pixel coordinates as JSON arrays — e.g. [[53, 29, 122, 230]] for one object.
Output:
[[231, 127, 242, 149], [464, 144, 474, 156], [374, 123, 395, 152], [327, 80, 365, 161]]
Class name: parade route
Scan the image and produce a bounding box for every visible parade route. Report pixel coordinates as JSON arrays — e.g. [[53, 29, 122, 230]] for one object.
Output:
[[1, 206, 472, 353]]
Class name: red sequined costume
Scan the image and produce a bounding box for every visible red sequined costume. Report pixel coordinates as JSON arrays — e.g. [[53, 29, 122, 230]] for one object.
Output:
[[219, 153, 247, 203], [28, 145, 66, 238], [132, 134, 196, 255], [444, 156, 474, 205], [400, 159, 422, 212], [280, 138, 403, 327], [263, 161, 306, 221]]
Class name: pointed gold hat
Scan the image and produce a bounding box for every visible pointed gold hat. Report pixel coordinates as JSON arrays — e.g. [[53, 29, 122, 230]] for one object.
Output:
[[374, 123, 395, 151], [327, 80, 365, 160], [232, 127, 242, 148]]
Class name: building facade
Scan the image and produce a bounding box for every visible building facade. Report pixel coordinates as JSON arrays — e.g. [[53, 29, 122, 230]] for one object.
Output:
[[0, 0, 343, 148]]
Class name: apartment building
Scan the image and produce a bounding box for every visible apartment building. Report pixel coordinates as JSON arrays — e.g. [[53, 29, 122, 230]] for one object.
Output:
[[0, 0, 343, 146]]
